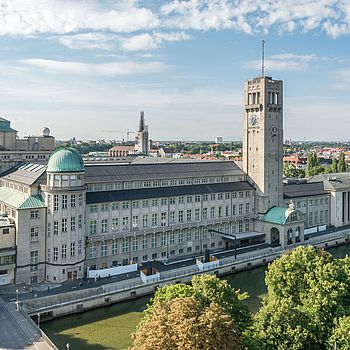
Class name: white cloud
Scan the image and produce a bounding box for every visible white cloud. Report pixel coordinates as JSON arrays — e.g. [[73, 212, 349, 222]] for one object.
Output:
[[1, 0, 350, 55], [161, 0, 237, 31], [58, 33, 116, 50], [20, 59, 166, 76], [121, 31, 191, 51], [160, 0, 350, 38], [245, 52, 320, 71], [121, 33, 159, 51], [0, 0, 158, 36]]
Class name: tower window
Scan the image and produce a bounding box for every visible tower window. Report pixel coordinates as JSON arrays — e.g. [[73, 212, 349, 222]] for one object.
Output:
[[248, 93, 253, 104]]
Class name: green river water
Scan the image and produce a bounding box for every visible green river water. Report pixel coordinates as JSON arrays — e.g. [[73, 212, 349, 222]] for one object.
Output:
[[42, 244, 350, 350]]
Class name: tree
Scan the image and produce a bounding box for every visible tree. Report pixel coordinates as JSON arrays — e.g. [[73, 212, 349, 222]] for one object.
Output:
[[129, 297, 242, 350], [145, 274, 251, 332], [331, 157, 338, 173], [328, 316, 350, 350], [283, 163, 305, 178], [253, 246, 350, 349], [306, 152, 320, 176], [338, 152, 347, 172], [252, 299, 317, 350]]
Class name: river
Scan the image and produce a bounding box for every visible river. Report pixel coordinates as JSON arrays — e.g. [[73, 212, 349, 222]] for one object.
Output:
[[42, 244, 350, 350]]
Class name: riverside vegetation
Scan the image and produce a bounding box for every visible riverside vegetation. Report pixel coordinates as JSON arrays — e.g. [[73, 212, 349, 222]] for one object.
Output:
[[129, 246, 350, 350]]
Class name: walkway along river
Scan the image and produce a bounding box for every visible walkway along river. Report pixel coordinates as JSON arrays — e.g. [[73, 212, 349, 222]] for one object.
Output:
[[41, 243, 350, 350]]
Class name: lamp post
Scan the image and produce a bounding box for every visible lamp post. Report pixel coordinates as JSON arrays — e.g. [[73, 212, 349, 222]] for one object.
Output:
[[66, 343, 70, 350], [15, 289, 19, 311]]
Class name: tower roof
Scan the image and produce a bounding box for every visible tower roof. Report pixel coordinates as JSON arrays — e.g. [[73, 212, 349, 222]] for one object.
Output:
[[47, 147, 84, 173]]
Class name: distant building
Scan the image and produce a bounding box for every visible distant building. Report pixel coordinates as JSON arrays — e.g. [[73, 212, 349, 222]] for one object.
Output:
[[134, 111, 149, 155], [0, 118, 55, 173], [283, 156, 307, 170], [108, 145, 135, 157], [215, 137, 223, 143]]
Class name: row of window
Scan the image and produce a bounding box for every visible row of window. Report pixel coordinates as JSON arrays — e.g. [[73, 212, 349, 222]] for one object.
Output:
[[294, 198, 329, 209], [47, 215, 83, 236], [89, 241, 223, 263], [87, 176, 244, 192], [89, 191, 252, 213], [49, 194, 84, 211], [47, 241, 82, 262], [0, 255, 15, 266], [89, 205, 251, 234], [308, 210, 329, 226], [88, 230, 225, 258], [1, 181, 29, 194]]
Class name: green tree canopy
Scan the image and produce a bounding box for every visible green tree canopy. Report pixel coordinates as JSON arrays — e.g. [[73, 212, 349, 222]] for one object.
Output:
[[328, 316, 350, 350], [251, 246, 350, 349], [306, 152, 323, 176], [129, 297, 242, 350], [331, 157, 338, 172], [283, 163, 305, 178], [338, 152, 347, 172], [145, 274, 251, 332], [252, 299, 317, 350]]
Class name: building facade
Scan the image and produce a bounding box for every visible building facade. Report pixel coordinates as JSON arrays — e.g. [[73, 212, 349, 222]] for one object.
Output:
[[1, 75, 346, 285]]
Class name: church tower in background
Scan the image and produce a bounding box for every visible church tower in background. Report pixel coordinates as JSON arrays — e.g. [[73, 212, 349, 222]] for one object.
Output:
[[134, 111, 149, 155]]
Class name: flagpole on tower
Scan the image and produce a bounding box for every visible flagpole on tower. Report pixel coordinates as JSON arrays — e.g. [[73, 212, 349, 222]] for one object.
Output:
[[261, 40, 265, 77]]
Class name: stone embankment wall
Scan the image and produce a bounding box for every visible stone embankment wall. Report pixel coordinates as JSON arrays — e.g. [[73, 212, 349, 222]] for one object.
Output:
[[23, 232, 350, 320]]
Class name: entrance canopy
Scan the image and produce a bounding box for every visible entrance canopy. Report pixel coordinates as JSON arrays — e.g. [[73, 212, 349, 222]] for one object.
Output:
[[222, 232, 266, 241]]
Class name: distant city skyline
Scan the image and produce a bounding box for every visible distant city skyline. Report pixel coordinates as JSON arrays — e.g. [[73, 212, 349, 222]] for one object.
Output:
[[0, 0, 350, 141]]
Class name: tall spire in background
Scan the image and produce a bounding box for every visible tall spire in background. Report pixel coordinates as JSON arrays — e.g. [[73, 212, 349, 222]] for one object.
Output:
[[135, 111, 149, 155], [139, 111, 145, 132]]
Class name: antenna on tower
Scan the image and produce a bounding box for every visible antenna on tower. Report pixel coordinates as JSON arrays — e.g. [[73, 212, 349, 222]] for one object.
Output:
[[261, 40, 265, 77]]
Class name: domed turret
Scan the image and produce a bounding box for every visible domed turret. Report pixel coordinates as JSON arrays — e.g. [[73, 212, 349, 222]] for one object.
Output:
[[41, 127, 50, 137], [47, 147, 84, 173]]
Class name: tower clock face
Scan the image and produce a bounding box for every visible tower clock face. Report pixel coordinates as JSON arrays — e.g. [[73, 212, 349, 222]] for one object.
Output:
[[249, 113, 259, 127]]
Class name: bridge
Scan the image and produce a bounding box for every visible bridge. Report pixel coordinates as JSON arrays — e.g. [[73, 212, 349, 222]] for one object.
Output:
[[0, 297, 57, 350]]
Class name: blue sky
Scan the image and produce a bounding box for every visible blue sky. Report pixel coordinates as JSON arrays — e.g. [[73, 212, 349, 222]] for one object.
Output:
[[0, 0, 350, 141]]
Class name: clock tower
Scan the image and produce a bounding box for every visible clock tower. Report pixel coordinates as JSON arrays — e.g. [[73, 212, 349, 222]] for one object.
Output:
[[243, 76, 283, 214]]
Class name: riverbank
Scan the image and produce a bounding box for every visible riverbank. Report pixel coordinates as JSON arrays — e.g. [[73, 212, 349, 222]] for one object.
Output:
[[42, 242, 350, 350], [22, 230, 350, 320]]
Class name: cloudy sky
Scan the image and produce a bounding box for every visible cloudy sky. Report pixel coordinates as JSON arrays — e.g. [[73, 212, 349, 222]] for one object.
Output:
[[1, 0, 350, 141]]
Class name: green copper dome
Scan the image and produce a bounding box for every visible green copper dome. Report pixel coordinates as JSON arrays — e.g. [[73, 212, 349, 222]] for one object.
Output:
[[47, 147, 84, 173]]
